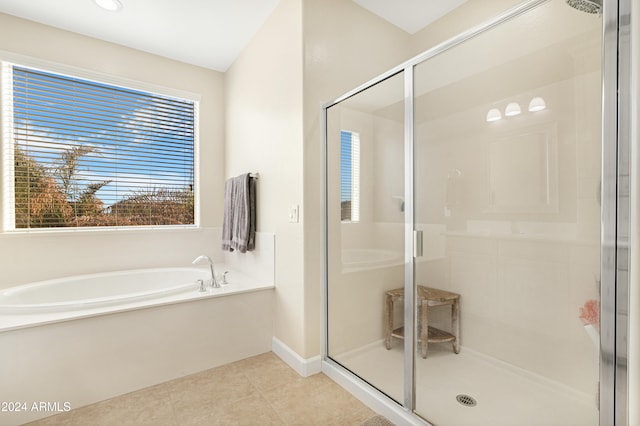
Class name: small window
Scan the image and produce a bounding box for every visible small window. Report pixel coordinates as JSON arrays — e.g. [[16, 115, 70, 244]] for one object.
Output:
[[340, 130, 360, 222], [1, 63, 197, 230]]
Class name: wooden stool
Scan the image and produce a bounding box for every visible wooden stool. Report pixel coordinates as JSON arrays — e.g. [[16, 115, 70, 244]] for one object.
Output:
[[384, 286, 460, 358]]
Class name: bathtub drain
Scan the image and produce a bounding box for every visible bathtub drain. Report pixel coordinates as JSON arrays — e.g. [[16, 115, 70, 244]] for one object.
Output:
[[456, 394, 477, 407]]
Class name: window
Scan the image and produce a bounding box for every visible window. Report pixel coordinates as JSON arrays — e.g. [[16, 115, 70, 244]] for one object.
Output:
[[340, 130, 360, 222], [1, 63, 197, 230]]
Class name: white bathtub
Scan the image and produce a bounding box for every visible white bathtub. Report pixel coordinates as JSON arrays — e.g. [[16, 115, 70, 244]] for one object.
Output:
[[0, 265, 274, 331], [342, 249, 403, 272], [0, 267, 208, 312]]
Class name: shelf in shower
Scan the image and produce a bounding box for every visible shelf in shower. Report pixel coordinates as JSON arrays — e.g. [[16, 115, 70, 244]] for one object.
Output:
[[391, 326, 456, 344]]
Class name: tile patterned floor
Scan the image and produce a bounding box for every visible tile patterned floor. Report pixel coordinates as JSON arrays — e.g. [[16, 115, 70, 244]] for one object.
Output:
[[26, 352, 378, 426]]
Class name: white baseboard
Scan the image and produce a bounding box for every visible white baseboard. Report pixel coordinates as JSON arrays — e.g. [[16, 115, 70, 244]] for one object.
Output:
[[271, 336, 322, 377]]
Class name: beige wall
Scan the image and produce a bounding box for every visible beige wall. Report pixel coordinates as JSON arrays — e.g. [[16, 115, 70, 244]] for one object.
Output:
[[225, 0, 305, 354], [407, 0, 522, 57], [226, 0, 416, 359], [0, 13, 226, 286]]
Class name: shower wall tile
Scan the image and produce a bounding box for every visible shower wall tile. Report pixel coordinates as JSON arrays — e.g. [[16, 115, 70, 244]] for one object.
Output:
[[328, 264, 404, 354], [416, 257, 450, 289], [447, 235, 498, 255], [449, 253, 498, 321], [444, 233, 597, 394], [577, 177, 600, 199], [577, 198, 602, 233], [497, 258, 571, 339], [498, 239, 570, 263]]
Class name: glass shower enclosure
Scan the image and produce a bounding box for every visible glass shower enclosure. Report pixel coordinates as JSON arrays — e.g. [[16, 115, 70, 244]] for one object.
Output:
[[322, 0, 628, 424]]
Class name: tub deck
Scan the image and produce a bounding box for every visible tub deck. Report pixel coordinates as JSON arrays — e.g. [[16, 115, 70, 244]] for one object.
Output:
[[0, 266, 273, 332]]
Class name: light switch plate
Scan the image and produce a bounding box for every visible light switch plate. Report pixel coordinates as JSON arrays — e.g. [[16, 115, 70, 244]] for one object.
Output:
[[288, 205, 299, 223]]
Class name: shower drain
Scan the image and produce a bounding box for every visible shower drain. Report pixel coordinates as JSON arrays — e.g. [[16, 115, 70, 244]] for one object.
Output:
[[456, 394, 477, 407]]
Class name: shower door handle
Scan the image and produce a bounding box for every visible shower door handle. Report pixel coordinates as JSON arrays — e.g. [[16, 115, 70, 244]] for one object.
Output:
[[414, 230, 423, 258]]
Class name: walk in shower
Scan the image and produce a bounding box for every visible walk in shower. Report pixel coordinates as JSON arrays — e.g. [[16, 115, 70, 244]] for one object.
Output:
[[322, 0, 629, 424]]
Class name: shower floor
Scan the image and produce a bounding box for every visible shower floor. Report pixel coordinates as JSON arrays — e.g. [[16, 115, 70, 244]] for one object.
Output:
[[334, 342, 598, 426]]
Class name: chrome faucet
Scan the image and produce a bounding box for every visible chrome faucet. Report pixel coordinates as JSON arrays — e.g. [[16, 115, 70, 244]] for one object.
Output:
[[192, 255, 219, 288]]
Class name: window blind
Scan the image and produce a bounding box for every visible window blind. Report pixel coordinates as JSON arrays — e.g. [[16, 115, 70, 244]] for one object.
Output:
[[4, 64, 196, 229], [340, 130, 360, 222]]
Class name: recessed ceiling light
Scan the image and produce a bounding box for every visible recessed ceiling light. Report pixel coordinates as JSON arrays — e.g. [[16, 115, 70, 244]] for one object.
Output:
[[95, 0, 122, 12]]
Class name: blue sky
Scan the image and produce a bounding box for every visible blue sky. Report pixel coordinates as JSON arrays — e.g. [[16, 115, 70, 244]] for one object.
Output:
[[340, 130, 352, 203], [12, 66, 194, 207]]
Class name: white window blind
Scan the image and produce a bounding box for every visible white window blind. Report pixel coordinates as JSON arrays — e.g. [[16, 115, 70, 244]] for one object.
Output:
[[2, 63, 197, 230], [340, 130, 360, 222]]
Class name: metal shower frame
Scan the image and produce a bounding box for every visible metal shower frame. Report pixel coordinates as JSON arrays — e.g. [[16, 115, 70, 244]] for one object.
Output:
[[321, 0, 630, 424]]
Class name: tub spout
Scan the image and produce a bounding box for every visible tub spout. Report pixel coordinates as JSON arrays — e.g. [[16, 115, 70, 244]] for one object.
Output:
[[192, 255, 219, 288]]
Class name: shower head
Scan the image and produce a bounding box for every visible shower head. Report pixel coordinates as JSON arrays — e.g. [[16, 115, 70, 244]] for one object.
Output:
[[565, 0, 602, 14]]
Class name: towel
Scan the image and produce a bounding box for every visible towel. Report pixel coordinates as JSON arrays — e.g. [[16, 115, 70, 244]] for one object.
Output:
[[221, 173, 256, 253]]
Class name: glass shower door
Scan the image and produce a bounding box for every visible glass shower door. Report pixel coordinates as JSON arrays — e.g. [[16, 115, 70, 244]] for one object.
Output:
[[412, 1, 602, 424], [326, 71, 406, 403]]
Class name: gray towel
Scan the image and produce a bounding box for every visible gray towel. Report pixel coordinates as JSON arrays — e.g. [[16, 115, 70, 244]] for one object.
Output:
[[222, 173, 256, 253]]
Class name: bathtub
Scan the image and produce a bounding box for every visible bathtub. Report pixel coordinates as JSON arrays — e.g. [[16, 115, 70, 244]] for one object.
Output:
[[0, 264, 275, 425], [0, 267, 208, 312], [0, 265, 274, 331], [341, 249, 403, 272]]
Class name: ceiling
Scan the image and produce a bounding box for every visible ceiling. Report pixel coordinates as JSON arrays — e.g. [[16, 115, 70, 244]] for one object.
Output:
[[354, 0, 467, 34], [0, 0, 466, 72]]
